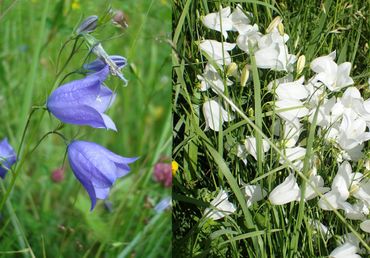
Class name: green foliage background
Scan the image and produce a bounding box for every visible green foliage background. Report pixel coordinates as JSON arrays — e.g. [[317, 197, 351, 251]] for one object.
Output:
[[172, 0, 369, 257], [0, 0, 171, 257]]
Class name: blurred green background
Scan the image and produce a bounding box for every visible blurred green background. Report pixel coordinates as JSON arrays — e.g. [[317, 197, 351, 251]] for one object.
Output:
[[0, 0, 171, 257]]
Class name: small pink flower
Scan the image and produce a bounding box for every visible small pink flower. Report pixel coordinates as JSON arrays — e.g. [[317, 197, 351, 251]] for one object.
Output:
[[153, 163, 172, 187], [51, 167, 65, 183]]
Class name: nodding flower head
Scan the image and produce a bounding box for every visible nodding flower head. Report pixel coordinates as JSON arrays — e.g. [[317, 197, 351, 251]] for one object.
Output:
[[76, 15, 98, 35], [67, 140, 138, 210], [0, 138, 17, 179], [46, 66, 118, 131], [84, 55, 127, 73], [81, 34, 128, 85]]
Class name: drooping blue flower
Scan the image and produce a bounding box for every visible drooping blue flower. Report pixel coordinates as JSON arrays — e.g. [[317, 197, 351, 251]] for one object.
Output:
[[0, 138, 17, 179], [84, 55, 127, 73], [47, 66, 117, 131], [76, 15, 98, 35], [67, 140, 138, 210]]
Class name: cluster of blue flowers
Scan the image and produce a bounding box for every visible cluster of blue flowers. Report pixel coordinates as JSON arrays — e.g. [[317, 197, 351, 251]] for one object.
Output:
[[0, 16, 137, 211]]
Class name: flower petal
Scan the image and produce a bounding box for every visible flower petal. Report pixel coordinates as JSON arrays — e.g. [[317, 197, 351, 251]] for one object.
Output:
[[49, 104, 117, 131]]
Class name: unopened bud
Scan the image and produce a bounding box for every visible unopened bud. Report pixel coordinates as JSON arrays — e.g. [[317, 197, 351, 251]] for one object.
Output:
[[226, 62, 238, 77], [266, 16, 282, 33], [365, 159, 370, 170], [248, 108, 254, 117], [240, 65, 249, 87], [113, 10, 129, 29], [76, 15, 98, 35], [51, 167, 65, 183], [277, 23, 284, 36], [296, 55, 306, 75]]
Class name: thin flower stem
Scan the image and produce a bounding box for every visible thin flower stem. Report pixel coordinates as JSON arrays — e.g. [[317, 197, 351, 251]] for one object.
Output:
[[0, 107, 44, 210], [56, 37, 84, 78], [29, 130, 69, 156]]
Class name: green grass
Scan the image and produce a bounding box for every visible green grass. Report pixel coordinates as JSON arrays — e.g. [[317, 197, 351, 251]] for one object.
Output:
[[0, 0, 171, 257], [173, 0, 369, 257]]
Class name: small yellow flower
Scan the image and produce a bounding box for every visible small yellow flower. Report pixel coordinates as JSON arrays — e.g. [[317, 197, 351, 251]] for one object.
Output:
[[71, 0, 80, 10], [172, 160, 179, 176]]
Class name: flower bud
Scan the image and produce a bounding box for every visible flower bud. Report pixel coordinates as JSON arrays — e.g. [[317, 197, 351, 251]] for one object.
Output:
[[240, 65, 249, 87], [248, 108, 254, 117], [266, 16, 282, 33], [365, 159, 370, 170], [296, 55, 306, 75], [76, 15, 98, 35], [360, 220, 370, 233], [51, 167, 65, 183], [226, 62, 238, 77], [112, 10, 129, 29], [277, 23, 284, 36]]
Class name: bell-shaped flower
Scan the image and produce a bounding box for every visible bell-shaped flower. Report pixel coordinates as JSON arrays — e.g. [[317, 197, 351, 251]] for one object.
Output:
[[305, 78, 326, 107], [87, 42, 128, 85], [197, 63, 233, 93], [318, 188, 347, 210], [230, 5, 253, 34], [305, 170, 330, 201], [203, 100, 232, 131], [279, 146, 306, 171], [318, 161, 362, 210], [309, 97, 340, 127], [273, 76, 309, 100], [243, 136, 270, 160], [337, 111, 370, 150], [204, 189, 236, 220], [0, 138, 16, 179], [201, 6, 233, 39], [269, 173, 300, 205], [47, 67, 117, 131], [329, 242, 361, 258], [236, 24, 261, 53], [258, 28, 289, 48], [275, 99, 309, 123], [338, 87, 370, 128], [244, 184, 267, 207], [254, 29, 296, 72], [273, 118, 302, 148], [67, 140, 138, 210], [199, 40, 236, 66], [310, 51, 354, 92], [84, 55, 127, 73], [352, 179, 370, 206], [341, 200, 369, 220], [360, 220, 370, 233], [255, 43, 296, 72]]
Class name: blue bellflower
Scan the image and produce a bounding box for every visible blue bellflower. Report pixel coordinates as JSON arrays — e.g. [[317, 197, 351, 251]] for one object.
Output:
[[84, 55, 127, 73], [47, 66, 117, 131], [0, 138, 17, 179], [67, 140, 138, 210]]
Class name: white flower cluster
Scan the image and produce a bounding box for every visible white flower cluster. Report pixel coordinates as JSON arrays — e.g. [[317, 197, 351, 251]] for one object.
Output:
[[198, 5, 370, 256]]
